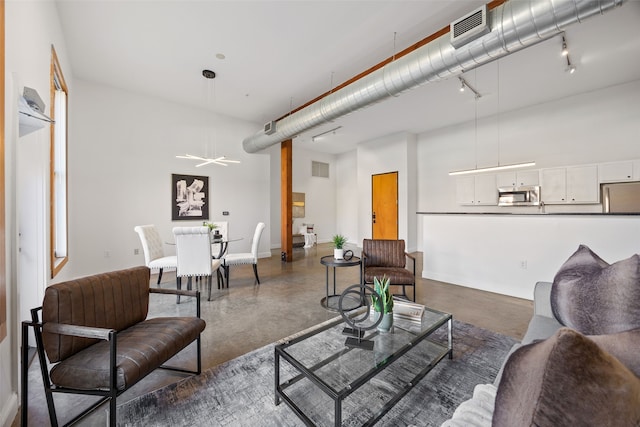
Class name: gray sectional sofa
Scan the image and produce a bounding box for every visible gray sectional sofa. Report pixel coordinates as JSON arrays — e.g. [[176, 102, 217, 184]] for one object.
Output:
[[493, 281, 560, 384], [444, 244, 640, 427]]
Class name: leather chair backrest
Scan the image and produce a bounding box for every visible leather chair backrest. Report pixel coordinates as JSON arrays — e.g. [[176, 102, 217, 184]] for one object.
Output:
[[42, 266, 151, 363], [363, 239, 406, 268]]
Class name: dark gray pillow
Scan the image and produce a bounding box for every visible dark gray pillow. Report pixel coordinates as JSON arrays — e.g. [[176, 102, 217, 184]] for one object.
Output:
[[551, 244, 640, 335], [493, 328, 640, 427]]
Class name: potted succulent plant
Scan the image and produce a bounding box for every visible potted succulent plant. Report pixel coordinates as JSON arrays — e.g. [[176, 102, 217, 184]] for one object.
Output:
[[371, 276, 394, 332], [331, 234, 347, 259], [203, 222, 221, 239]]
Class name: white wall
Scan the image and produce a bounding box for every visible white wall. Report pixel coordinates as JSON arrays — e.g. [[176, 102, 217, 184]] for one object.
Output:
[[57, 79, 270, 282], [335, 149, 358, 248], [269, 144, 337, 249], [3, 1, 73, 425], [354, 132, 417, 251], [291, 147, 336, 243]]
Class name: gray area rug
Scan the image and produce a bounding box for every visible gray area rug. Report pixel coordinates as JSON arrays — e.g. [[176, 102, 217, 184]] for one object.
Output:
[[118, 319, 517, 426]]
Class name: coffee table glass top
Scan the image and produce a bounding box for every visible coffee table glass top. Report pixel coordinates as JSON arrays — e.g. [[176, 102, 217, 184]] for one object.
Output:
[[275, 306, 452, 426]]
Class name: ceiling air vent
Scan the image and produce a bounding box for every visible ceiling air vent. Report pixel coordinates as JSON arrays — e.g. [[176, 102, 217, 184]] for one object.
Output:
[[450, 5, 490, 49], [264, 120, 276, 135]]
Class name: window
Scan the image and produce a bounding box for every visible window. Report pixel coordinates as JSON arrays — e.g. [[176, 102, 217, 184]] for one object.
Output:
[[50, 46, 68, 277]]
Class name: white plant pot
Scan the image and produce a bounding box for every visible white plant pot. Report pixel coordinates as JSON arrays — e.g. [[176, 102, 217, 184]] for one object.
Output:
[[334, 249, 344, 259]]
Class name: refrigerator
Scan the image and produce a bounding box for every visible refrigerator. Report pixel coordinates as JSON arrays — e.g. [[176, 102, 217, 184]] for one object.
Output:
[[601, 182, 640, 213]]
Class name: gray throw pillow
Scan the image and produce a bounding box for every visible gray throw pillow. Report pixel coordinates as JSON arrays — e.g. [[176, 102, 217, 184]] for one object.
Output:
[[493, 328, 640, 427], [551, 244, 640, 335]]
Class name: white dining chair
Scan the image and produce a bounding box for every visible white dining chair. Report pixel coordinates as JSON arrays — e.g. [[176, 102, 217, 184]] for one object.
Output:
[[134, 225, 177, 286], [222, 222, 265, 286], [173, 226, 223, 302]]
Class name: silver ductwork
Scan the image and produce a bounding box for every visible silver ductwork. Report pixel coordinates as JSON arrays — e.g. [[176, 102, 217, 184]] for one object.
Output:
[[243, 0, 625, 153]]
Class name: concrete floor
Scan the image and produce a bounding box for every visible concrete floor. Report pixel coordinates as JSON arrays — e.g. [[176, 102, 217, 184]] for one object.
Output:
[[17, 243, 533, 426]]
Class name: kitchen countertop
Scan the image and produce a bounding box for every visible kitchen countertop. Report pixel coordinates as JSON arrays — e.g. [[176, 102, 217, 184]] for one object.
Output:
[[416, 212, 640, 216]]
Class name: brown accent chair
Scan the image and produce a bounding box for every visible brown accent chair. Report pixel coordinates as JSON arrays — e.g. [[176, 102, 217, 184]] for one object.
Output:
[[362, 239, 416, 301], [21, 266, 205, 427]]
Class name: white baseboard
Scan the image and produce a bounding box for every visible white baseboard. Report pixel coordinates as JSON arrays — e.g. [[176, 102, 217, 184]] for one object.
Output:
[[1, 392, 18, 427]]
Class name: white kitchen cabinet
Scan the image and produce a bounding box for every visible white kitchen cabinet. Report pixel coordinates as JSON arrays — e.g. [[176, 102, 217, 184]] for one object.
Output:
[[456, 176, 475, 205], [456, 175, 497, 206], [541, 165, 599, 204], [599, 161, 633, 183], [496, 170, 540, 187]]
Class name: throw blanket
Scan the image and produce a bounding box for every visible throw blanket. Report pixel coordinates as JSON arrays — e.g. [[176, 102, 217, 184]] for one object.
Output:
[[440, 383, 496, 427]]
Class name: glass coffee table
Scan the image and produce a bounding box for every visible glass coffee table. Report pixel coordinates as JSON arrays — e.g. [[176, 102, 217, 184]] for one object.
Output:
[[274, 306, 453, 426]]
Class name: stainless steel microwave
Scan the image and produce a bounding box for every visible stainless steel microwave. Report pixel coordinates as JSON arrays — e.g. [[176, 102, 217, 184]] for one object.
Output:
[[498, 185, 541, 206]]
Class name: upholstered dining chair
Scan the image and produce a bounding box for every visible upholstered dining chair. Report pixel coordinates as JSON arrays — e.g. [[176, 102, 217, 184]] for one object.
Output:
[[222, 222, 266, 286], [134, 224, 177, 286], [173, 226, 223, 302], [362, 239, 416, 301]]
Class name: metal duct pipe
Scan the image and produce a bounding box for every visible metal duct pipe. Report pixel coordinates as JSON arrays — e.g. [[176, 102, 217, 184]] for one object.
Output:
[[243, 0, 624, 153]]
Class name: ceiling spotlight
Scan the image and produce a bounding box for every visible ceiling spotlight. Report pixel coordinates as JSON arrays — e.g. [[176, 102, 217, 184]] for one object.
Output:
[[561, 36, 569, 56], [565, 56, 576, 74], [459, 78, 465, 92]]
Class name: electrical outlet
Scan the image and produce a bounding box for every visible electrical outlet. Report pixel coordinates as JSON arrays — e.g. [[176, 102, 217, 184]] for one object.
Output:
[[134, 248, 140, 255], [520, 260, 527, 269]]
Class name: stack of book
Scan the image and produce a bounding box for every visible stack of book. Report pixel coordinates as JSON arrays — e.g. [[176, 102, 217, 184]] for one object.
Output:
[[392, 298, 425, 323]]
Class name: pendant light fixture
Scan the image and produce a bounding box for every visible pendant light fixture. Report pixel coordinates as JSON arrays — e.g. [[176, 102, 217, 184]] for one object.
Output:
[[176, 69, 240, 167], [449, 64, 534, 176]]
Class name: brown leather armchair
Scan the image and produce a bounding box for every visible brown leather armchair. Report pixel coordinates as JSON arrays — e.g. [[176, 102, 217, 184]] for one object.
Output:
[[362, 239, 416, 301]]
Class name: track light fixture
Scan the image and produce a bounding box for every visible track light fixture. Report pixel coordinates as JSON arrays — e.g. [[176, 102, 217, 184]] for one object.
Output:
[[561, 36, 569, 56], [560, 34, 576, 73], [458, 76, 481, 99], [311, 126, 342, 142]]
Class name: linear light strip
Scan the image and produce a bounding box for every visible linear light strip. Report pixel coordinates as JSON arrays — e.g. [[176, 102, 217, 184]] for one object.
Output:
[[449, 162, 536, 176]]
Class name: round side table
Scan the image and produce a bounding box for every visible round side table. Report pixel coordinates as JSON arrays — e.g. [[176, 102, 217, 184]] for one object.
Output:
[[320, 255, 362, 312]]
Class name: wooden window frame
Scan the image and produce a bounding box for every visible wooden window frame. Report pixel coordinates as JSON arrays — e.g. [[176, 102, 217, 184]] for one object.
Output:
[[50, 46, 69, 278]]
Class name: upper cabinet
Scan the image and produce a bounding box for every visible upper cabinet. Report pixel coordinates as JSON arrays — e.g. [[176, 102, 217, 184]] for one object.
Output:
[[598, 161, 633, 183], [541, 165, 599, 204], [457, 175, 498, 206], [496, 170, 539, 188]]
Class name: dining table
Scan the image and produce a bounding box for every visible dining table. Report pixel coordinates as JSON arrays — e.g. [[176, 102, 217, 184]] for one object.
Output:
[[166, 236, 243, 259]]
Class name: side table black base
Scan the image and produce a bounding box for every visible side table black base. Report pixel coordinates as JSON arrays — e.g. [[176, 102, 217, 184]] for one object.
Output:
[[320, 294, 360, 312]]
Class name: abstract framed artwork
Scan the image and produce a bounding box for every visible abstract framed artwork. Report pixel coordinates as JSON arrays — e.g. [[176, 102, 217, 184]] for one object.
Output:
[[172, 174, 209, 221]]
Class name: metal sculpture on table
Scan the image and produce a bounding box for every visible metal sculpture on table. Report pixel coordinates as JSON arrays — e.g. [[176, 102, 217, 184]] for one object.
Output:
[[338, 283, 382, 350]]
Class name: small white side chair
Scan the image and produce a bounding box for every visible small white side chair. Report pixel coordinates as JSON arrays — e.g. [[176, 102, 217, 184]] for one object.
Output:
[[134, 225, 177, 286], [173, 226, 223, 302], [222, 222, 265, 285]]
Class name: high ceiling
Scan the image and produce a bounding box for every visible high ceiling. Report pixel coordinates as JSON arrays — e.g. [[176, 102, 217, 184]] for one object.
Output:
[[55, 0, 640, 155]]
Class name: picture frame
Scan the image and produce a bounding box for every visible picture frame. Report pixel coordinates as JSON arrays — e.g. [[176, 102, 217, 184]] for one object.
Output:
[[172, 173, 209, 221]]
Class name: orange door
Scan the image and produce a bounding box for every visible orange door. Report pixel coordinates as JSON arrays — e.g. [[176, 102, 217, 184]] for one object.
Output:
[[372, 172, 398, 239]]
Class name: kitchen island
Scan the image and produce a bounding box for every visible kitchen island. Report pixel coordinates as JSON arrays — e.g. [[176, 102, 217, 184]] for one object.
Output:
[[419, 212, 640, 300]]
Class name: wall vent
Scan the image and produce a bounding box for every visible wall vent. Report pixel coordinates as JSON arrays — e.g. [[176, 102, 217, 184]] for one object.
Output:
[[450, 5, 490, 49], [311, 161, 329, 178]]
